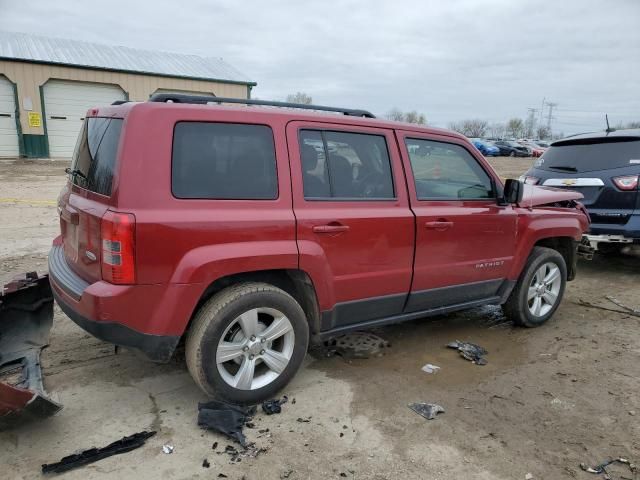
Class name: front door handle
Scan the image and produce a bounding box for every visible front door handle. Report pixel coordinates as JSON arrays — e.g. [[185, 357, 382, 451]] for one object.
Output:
[[312, 223, 350, 234], [425, 220, 453, 231]]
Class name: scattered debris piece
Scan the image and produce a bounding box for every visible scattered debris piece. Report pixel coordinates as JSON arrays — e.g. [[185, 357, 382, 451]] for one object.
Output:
[[421, 363, 441, 374], [0, 273, 62, 430], [262, 395, 288, 415], [218, 474, 228, 478], [408, 402, 445, 420], [576, 299, 640, 317], [525, 473, 533, 480], [323, 331, 390, 359], [296, 416, 311, 423], [281, 469, 293, 479], [41, 431, 156, 474], [202, 458, 210, 468], [198, 400, 256, 446], [162, 443, 174, 454], [580, 457, 636, 478], [219, 442, 267, 463], [212, 441, 218, 450], [447, 340, 488, 365], [605, 295, 640, 315]]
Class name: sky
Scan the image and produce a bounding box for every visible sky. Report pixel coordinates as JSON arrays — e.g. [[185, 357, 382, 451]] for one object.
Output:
[[1, 0, 638, 134]]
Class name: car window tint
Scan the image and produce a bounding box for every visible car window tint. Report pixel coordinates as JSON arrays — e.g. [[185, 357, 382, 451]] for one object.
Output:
[[300, 130, 394, 200], [172, 122, 278, 199], [538, 139, 640, 173], [70, 117, 123, 196], [405, 138, 494, 200]]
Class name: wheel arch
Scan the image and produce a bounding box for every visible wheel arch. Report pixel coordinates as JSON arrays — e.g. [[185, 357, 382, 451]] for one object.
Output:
[[183, 269, 322, 341], [533, 236, 577, 280]]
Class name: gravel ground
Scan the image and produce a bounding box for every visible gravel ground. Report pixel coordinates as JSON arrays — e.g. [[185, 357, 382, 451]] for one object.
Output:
[[1, 157, 638, 480]]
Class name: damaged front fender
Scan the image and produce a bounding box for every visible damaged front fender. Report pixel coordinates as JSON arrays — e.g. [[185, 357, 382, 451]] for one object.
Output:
[[0, 272, 61, 430]]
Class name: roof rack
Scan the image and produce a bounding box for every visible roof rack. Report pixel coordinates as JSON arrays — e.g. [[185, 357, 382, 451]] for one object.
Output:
[[148, 93, 375, 118]]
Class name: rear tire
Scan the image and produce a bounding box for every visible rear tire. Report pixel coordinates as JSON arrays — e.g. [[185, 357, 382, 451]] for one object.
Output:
[[503, 247, 567, 327], [185, 282, 309, 404]]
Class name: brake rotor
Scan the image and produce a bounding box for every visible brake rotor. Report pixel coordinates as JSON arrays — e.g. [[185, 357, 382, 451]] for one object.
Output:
[[324, 331, 390, 359]]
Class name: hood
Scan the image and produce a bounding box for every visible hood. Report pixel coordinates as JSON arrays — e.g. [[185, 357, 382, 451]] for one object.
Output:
[[518, 184, 584, 208]]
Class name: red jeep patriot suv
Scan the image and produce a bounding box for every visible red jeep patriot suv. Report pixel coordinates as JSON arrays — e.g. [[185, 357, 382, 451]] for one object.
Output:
[[50, 94, 590, 404]]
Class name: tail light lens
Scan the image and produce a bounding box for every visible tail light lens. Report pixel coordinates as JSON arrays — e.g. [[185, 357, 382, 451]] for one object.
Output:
[[520, 175, 540, 185], [101, 211, 135, 284], [612, 175, 639, 191]]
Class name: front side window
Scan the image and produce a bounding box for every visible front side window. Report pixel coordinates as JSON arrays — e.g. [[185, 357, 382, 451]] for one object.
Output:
[[70, 117, 123, 196], [405, 138, 494, 200], [172, 122, 278, 199], [299, 130, 395, 200]]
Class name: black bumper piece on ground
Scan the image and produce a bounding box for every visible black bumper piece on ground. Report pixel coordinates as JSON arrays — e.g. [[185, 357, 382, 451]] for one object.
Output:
[[51, 287, 180, 363]]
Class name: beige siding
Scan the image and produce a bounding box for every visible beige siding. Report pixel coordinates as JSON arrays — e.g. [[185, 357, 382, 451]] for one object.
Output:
[[0, 60, 249, 135]]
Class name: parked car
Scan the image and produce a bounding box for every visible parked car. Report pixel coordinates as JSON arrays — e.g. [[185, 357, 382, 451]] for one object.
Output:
[[519, 141, 545, 157], [49, 94, 590, 403], [520, 129, 639, 252], [493, 140, 531, 157], [470, 138, 500, 156]]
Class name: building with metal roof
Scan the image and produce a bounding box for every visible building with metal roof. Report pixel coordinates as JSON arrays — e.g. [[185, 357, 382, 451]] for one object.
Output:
[[0, 31, 256, 158]]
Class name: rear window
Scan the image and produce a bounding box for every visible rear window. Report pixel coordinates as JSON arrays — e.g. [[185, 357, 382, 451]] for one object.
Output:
[[172, 122, 278, 199], [539, 139, 640, 173], [70, 117, 123, 196]]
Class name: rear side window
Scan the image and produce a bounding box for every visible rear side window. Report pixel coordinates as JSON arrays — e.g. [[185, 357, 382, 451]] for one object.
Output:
[[70, 117, 123, 196], [299, 129, 395, 200], [405, 138, 494, 200], [172, 122, 277, 199], [538, 139, 640, 173]]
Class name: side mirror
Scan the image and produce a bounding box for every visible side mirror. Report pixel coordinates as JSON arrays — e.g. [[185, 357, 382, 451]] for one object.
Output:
[[502, 179, 524, 204]]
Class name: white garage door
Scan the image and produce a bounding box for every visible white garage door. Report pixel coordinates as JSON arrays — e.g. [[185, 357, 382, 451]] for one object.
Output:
[[0, 77, 19, 158], [43, 81, 125, 158]]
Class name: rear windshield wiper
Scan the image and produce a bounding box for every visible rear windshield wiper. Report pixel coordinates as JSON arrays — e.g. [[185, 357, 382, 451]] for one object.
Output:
[[548, 166, 578, 172], [64, 168, 87, 179]]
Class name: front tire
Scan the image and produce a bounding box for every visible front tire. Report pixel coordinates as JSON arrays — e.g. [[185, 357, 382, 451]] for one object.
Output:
[[185, 282, 309, 404], [503, 247, 567, 327]]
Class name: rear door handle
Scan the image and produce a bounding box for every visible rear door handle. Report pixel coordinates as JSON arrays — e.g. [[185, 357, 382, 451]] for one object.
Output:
[[425, 220, 453, 231], [312, 224, 350, 234]]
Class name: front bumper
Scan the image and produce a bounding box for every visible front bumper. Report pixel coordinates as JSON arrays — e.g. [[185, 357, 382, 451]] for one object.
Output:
[[48, 245, 182, 363]]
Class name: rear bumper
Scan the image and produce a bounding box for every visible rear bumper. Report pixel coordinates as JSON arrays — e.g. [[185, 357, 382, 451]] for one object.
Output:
[[588, 214, 640, 241], [52, 287, 179, 362], [48, 245, 200, 363]]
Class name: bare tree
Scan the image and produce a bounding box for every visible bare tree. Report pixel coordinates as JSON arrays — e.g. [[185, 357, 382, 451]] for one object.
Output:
[[286, 92, 313, 104], [489, 123, 506, 139], [447, 119, 487, 137], [386, 108, 405, 122], [614, 120, 640, 130], [386, 108, 427, 124], [506, 118, 525, 138], [536, 125, 551, 140], [448, 121, 465, 134], [463, 119, 488, 137]]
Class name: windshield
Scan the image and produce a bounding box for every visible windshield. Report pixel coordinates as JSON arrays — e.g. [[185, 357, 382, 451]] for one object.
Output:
[[537, 139, 640, 173]]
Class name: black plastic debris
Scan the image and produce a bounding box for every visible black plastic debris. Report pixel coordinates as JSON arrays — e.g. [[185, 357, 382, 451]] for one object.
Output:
[[202, 458, 210, 468], [408, 402, 445, 420], [41, 430, 156, 474], [580, 457, 636, 478], [198, 400, 256, 447], [447, 340, 488, 365], [262, 395, 288, 415]]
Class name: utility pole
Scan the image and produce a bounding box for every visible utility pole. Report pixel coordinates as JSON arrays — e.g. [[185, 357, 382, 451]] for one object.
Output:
[[546, 102, 557, 129], [526, 108, 538, 138], [539, 97, 545, 125]]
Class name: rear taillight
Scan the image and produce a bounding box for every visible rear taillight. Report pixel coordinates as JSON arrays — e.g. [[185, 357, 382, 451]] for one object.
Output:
[[612, 175, 639, 191], [520, 175, 540, 185], [101, 211, 135, 284]]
